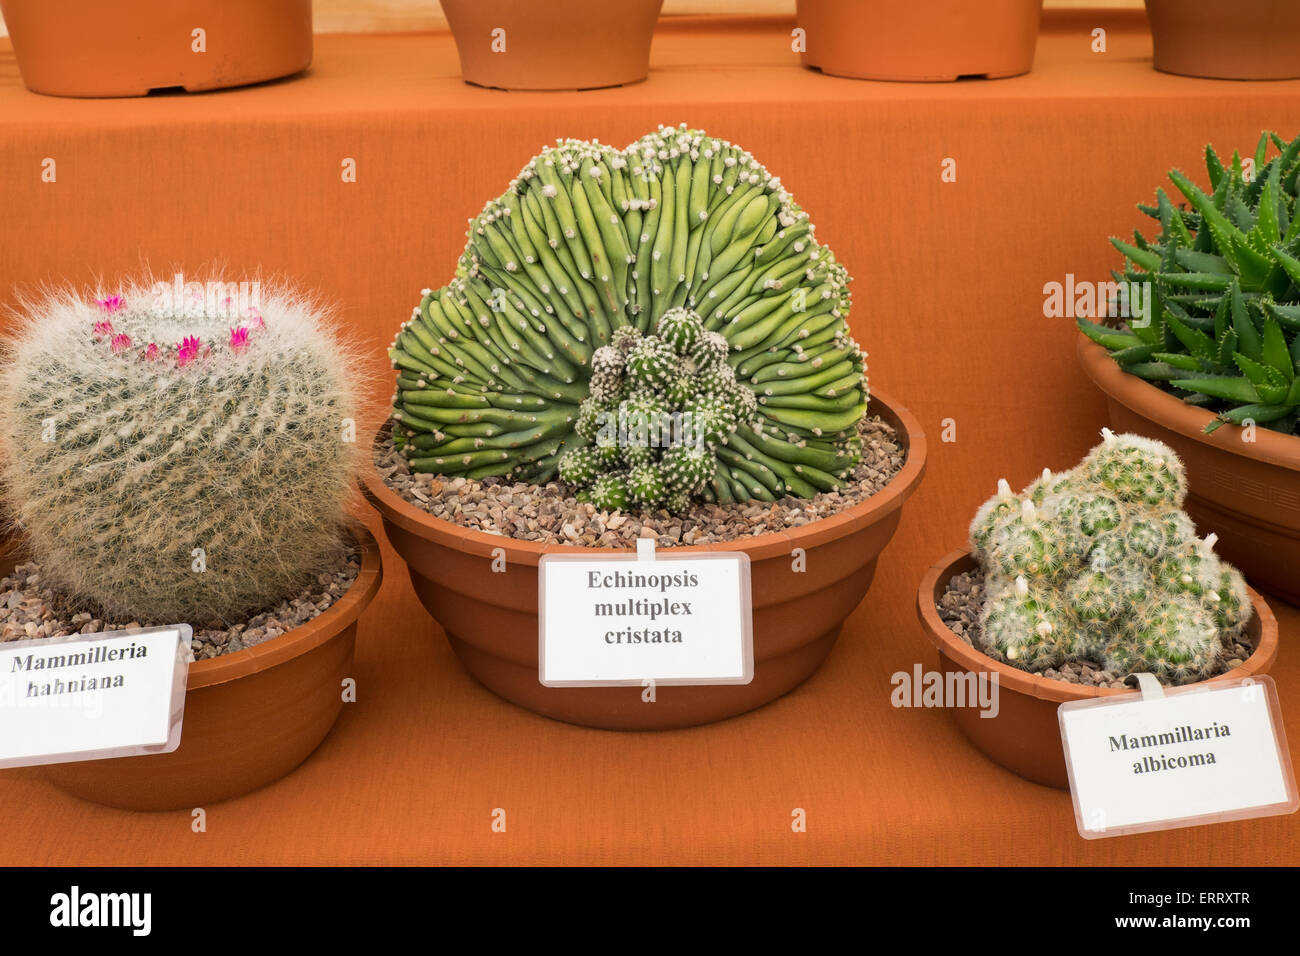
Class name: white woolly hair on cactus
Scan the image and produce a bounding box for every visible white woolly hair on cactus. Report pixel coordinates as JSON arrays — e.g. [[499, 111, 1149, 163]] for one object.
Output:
[[0, 277, 366, 626]]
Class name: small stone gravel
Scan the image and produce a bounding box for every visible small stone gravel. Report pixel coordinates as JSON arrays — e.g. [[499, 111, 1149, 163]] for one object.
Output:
[[375, 416, 905, 547], [937, 568, 1256, 688], [0, 554, 361, 660]]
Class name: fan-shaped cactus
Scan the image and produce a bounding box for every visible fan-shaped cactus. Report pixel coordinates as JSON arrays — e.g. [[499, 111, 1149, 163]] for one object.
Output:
[[0, 280, 362, 625], [388, 125, 868, 511], [1079, 129, 1300, 436], [968, 430, 1252, 685]]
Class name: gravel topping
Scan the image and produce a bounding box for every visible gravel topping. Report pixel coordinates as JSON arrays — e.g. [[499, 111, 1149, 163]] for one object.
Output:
[[0, 554, 361, 660], [375, 416, 905, 548], [937, 568, 1256, 688]]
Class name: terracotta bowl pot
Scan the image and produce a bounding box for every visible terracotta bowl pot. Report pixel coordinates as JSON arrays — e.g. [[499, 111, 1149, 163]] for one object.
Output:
[[917, 549, 1279, 789], [441, 0, 663, 91], [0, 0, 313, 98], [1145, 0, 1300, 80], [796, 0, 1043, 82], [364, 389, 926, 730], [38, 524, 382, 810], [1078, 336, 1300, 606]]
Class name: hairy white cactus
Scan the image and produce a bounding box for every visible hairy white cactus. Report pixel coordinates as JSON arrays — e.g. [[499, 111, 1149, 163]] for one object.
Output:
[[0, 279, 363, 625]]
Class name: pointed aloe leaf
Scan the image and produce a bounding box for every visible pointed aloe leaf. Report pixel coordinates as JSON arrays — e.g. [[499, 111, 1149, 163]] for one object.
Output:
[[1260, 315, 1294, 380], [1123, 361, 1182, 382], [1266, 301, 1300, 333], [1252, 179, 1282, 250], [1155, 271, 1232, 291], [1173, 249, 1233, 275], [1157, 187, 1195, 248], [1110, 236, 1161, 273], [1151, 351, 1204, 372], [1220, 403, 1296, 425], [1169, 168, 1245, 273], [1233, 353, 1288, 402], [1230, 280, 1263, 361], [1076, 316, 1143, 351], [1170, 375, 1261, 403], [1255, 132, 1270, 179], [1206, 144, 1227, 191], [1166, 309, 1217, 361], [1273, 243, 1300, 290]]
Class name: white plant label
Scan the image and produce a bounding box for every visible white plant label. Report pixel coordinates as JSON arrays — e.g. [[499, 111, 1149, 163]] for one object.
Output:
[[0, 625, 192, 769], [1060, 676, 1297, 839], [539, 545, 753, 687]]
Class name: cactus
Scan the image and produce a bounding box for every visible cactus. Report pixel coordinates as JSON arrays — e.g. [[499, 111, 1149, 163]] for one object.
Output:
[[388, 125, 868, 510], [968, 429, 1252, 685], [0, 281, 362, 625], [1079, 129, 1300, 436]]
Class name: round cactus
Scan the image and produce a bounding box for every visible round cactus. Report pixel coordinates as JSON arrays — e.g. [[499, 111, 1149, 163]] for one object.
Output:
[[0, 281, 361, 625], [388, 125, 867, 513], [969, 431, 1250, 685]]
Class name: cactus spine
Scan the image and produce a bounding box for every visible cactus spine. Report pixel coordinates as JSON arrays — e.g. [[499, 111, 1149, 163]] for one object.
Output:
[[389, 125, 867, 510], [970, 430, 1251, 685]]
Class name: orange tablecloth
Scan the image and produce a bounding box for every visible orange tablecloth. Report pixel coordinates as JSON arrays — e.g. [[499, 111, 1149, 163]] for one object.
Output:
[[1, 11, 1298, 865]]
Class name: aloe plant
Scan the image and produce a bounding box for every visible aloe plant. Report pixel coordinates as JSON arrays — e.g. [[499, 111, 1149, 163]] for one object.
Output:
[[1079, 130, 1300, 436]]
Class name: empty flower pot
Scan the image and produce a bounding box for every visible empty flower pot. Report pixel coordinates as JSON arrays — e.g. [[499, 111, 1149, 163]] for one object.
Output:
[[796, 0, 1043, 82], [0, 0, 314, 97], [440, 0, 663, 91], [1145, 0, 1300, 80]]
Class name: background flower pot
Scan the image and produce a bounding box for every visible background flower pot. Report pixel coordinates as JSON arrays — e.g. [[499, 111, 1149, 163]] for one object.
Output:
[[1078, 336, 1300, 606], [1145, 0, 1300, 80], [364, 389, 926, 730], [0, 0, 313, 98], [37, 524, 382, 811], [917, 549, 1279, 789], [441, 0, 663, 91], [795, 0, 1042, 82]]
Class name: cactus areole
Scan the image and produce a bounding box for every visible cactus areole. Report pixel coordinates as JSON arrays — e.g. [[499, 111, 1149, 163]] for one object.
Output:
[[388, 125, 868, 514]]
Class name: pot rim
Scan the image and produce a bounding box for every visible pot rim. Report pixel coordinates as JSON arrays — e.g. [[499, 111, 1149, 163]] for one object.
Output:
[[915, 546, 1280, 705], [361, 386, 927, 564], [1077, 334, 1300, 471], [184, 522, 383, 691]]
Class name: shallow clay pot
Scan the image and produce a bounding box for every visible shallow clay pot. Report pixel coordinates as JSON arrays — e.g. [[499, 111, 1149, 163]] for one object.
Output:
[[1079, 337, 1300, 606], [441, 0, 663, 91], [39, 524, 382, 810], [917, 549, 1279, 789], [796, 0, 1043, 82], [364, 389, 926, 730], [1145, 0, 1300, 80], [0, 0, 313, 98]]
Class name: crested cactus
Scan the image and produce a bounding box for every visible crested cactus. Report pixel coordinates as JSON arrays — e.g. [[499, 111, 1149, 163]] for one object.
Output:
[[388, 124, 868, 510], [0, 281, 362, 625], [1080, 129, 1300, 435], [969, 430, 1252, 685]]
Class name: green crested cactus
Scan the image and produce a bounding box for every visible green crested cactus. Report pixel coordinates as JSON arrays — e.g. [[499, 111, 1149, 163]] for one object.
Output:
[[388, 125, 868, 511], [1079, 129, 1300, 435], [968, 430, 1252, 685], [0, 281, 361, 625]]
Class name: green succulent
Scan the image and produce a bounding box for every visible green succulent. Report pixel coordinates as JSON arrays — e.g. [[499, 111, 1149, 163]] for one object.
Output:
[[388, 125, 868, 513], [1080, 130, 1300, 436], [968, 430, 1252, 685]]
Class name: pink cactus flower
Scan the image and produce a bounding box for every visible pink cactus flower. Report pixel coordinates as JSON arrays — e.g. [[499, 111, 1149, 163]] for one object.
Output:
[[110, 333, 132, 355], [95, 295, 125, 314], [145, 343, 160, 361], [176, 335, 202, 368], [91, 320, 115, 340], [229, 326, 250, 351]]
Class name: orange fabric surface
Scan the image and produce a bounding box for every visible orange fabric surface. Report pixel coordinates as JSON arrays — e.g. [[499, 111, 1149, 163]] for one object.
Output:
[[1, 11, 1299, 865]]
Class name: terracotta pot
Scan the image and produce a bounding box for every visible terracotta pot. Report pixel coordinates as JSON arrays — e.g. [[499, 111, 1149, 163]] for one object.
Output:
[[1078, 336, 1300, 606], [1145, 0, 1300, 80], [0, 0, 313, 98], [796, 0, 1043, 82], [364, 389, 926, 730], [440, 0, 663, 91], [38, 524, 382, 810], [917, 549, 1279, 789]]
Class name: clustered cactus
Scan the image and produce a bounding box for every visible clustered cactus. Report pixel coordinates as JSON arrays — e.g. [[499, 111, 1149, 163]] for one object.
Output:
[[388, 125, 867, 510], [1080, 129, 1300, 435], [969, 430, 1252, 685], [0, 281, 361, 625]]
